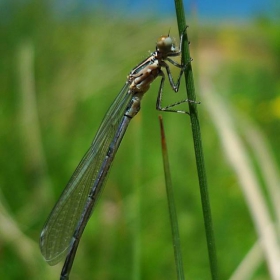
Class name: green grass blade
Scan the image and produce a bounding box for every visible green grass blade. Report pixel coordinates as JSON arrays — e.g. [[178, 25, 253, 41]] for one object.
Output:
[[173, 1, 219, 279], [159, 115, 185, 280], [131, 117, 142, 280]]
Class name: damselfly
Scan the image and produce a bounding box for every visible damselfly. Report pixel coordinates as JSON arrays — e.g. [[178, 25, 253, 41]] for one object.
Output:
[[40, 27, 198, 280]]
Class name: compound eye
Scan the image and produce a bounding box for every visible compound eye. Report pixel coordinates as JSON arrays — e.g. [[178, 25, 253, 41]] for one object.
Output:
[[156, 36, 174, 53]]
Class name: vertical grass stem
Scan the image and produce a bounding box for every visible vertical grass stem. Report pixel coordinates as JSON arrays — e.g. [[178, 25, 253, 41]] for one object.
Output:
[[173, 1, 219, 279]]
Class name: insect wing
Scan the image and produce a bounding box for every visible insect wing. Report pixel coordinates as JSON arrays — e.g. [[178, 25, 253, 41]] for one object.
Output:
[[40, 83, 131, 265]]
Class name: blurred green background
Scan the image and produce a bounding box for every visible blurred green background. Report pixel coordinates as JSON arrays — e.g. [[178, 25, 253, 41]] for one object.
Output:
[[1, 0, 280, 279]]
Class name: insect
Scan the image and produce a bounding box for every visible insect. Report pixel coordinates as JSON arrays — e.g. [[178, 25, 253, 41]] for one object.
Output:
[[40, 27, 197, 280]]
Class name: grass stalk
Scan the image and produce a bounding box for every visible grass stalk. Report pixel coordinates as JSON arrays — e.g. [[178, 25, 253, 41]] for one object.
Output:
[[159, 115, 185, 280], [131, 116, 142, 280], [173, 0, 219, 279]]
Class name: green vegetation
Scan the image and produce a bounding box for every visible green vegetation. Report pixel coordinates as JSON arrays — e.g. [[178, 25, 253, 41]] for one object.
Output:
[[1, 1, 280, 279]]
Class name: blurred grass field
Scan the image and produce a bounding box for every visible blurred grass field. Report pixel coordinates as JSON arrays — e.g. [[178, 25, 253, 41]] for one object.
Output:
[[1, 1, 280, 280]]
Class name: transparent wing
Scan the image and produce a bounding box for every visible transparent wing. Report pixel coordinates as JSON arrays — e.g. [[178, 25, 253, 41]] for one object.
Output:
[[40, 83, 131, 265]]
